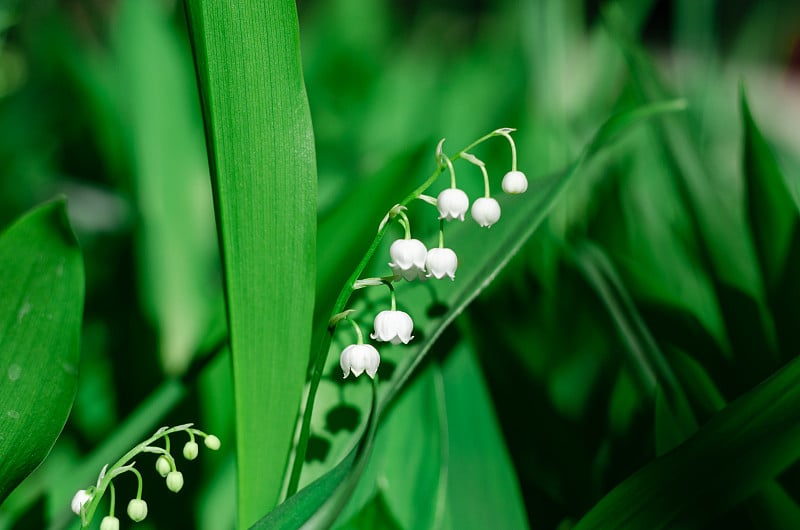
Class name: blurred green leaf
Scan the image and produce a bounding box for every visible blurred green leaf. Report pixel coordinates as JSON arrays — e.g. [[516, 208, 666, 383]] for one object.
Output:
[[184, 0, 317, 525], [571, 241, 697, 445], [741, 88, 800, 357], [114, 0, 219, 375], [0, 199, 84, 503], [574, 352, 800, 530]]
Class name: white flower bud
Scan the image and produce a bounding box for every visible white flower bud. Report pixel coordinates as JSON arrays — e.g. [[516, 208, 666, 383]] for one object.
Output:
[[183, 441, 199, 460], [340, 344, 381, 379], [166, 471, 184, 493], [470, 197, 501, 227], [371, 310, 414, 345], [155, 455, 171, 477], [436, 188, 469, 221], [389, 238, 428, 281], [426, 248, 458, 280], [204, 434, 221, 450], [100, 515, 120, 530], [501, 170, 528, 194], [71, 489, 92, 515], [127, 499, 148, 522]]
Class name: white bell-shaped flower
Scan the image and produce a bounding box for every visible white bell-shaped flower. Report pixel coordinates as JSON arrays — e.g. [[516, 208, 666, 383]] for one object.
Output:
[[389, 238, 427, 281], [437, 188, 469, 221], [371, 310, 414, 344], [100, 516, 120, 530], [127, 499, 148, 522], [71, 489, 92, 515], [205, 434, 221, 450], [502, 170, 528, 194], [471, 197, 501, 227], [340, 344, 381, 379], [166, 471, 184, 493], [426, 247, 458, 280]]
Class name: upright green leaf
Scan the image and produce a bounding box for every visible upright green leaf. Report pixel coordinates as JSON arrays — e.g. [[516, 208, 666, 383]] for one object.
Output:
[[0, 199, 84, 503], [741, 89, 800, 357], [741, 88, 797, 292], [184, 1, 317, 526]]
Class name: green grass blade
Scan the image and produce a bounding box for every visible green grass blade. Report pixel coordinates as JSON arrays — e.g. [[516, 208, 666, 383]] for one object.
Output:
[[574, 353, 800, 530], [184, 1, 317, 525], [0, 199, 84, 503]]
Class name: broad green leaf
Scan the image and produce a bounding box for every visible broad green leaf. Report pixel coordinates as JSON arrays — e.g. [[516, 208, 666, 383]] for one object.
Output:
[[0, 199, 84, 503], [184, 0, 317, 525], [439, 342, 528, 530], [280, 100, 686, 527], [574, 352, 800, 530]]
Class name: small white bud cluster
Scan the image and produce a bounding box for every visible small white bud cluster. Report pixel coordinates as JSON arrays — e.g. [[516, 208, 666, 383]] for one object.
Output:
[[338, 129, 526, 380], [70, 425, 221, 527]]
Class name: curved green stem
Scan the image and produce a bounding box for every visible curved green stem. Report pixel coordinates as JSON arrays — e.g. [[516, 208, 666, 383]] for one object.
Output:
[[479, 164, 490, 198], [347, 318, 364, 344], [108, 482, 116, 518], [438, 220, 445, 249], [80, 424, 194, 527], [398, 211, 412, 239], [444, 156, 456, 188], [386, 281, 396, 311], [499, 130, 518, 171]]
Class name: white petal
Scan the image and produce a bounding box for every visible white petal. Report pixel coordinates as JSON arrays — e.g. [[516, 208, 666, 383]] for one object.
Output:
[[340, 345, 355, 378]]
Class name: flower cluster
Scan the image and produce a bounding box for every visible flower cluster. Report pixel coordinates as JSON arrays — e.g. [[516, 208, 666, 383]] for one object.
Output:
[[70, 424, 220, 528], [337, 128, 527, 380]]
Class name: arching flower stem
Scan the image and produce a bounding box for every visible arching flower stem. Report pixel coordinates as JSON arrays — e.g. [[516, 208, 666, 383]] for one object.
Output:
[[397, 210, 412, 239], [108, 482, 116, 518], [347, 317, 364, 345], [285, 128, 514, 499], [496, 128, 518, 171]]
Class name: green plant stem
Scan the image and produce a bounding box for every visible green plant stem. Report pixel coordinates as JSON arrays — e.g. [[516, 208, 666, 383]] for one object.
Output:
[[108, 482, 116, 518], [284, 131, 504, 498], [81, 424, 194, 527], [480, 164, 490, 198]]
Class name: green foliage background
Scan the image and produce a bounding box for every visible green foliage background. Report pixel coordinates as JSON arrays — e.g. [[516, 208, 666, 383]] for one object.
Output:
[[1, 0, 799, 528]]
